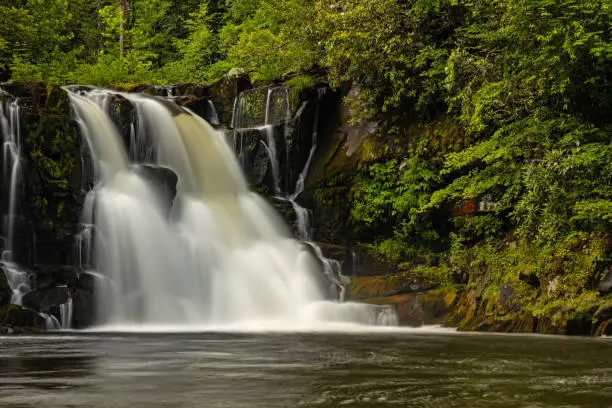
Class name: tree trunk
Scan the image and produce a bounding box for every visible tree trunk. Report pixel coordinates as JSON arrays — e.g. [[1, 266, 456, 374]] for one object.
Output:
[[119, 0, 130, 57]]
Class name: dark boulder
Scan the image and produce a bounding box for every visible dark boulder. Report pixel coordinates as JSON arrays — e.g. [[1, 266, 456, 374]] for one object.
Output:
[[0, 272, 11, 307], [22, 286, 69, 314], [31, 265, 80, 291], [134, 164, 179, 217], [70, 272, 97, 329], [2, 304, 46, 330]]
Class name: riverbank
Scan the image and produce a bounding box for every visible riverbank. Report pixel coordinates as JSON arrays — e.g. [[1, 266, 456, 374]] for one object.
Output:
[[347, 273, 612, 336]]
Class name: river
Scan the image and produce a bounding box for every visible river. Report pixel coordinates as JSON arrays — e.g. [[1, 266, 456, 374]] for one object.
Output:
[[0, 329, 610, 407]]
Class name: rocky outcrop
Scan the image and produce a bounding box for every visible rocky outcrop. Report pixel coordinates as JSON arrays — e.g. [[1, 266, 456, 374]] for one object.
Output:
[[70, 272, 96, 329], [117, 75, 251, 128], [134, 164, 178, 217], [22, 286, 69, 314], [1, 304, 46, 331], [347, 276, 457, 327], [1, 83, 85, 268], [0, 271, 11, 306]]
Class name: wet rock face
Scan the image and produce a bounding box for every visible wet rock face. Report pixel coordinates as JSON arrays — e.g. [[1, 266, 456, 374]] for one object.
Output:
[[31, 265, 79, 291], [134, 164, 179, 217], [22, 286, 70, 314], [346, 275, 458, 327], [118, 75, 251, 128], [1, 84, 87, 268], [205, 76, 251, 127], [357, 290, 457, 327], [232, 128, 275, 194], [70, 272, 96, 329], [1, 304, 46, 330], [0, 272, 11, 307]]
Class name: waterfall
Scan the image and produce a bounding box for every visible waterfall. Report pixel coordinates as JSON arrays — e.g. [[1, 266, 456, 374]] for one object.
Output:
[[59, 291, 73, 329], [67, 87, 396, 328], [0, 95, 22, 258], [0, 92, 34, 307], [0, 92, 71, 330], [287, 88, 326, 241], [231, 86, 346, 291], [207, 100, 219, 126]]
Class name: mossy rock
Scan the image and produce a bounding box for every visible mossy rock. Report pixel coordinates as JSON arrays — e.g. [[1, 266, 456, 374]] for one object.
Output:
[[348, 276, 407, 299], [348, 273, 441, 300], [565, 304, 600, 335], [23, 85, 84, 265], [207, 75, 251, 127], [362, 287, 458, 327], [2, 304, 45, 330], [592, 301, 612, 336]]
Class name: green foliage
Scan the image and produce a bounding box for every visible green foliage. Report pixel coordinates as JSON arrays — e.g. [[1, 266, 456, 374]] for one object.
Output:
[[340, 0, 611, 329], [447, 232, 608, 327], [447, 0, 612, 130], [285, 75, 317, 93], [317, 0, 458, 121], [159, 2, 216, 82], [71, 52, 155, 86], [352, 158, 439, 264], [0, 0, 323, 85], [220, 0, 321, 83]]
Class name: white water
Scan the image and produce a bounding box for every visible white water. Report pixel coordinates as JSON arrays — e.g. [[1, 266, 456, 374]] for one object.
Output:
[[0, 93, 34, 307], [207, 100, 220, 126], [68, 88, 396, 328], [41, 312, 60, 331], [0, 97, 21, 258], [287, 88, 325, 240], [1, 260, 32, 305], [59, 291, 73, 329], [232, 87, 339, 276]]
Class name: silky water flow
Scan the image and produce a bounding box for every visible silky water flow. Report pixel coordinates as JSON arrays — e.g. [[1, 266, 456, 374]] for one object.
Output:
[[67, 88, 397, 330]]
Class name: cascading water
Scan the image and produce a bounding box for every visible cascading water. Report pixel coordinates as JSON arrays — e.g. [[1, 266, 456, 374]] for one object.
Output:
[[231, 86, 348, 296], [59, 290, 73, 329], [68, 87, 396, 329], [1, 97, 21, 255], [0, 91, 32, 305], [0, 90, 75, 329], [286, 88, 326, 241], [208, 101, 220, 126]]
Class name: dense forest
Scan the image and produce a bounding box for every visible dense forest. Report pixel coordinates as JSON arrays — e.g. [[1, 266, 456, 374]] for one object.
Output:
[[1, 0, 611, 331]]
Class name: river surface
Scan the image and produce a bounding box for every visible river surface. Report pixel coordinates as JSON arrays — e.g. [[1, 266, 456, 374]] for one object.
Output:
[[0, 329, 610, 407]]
